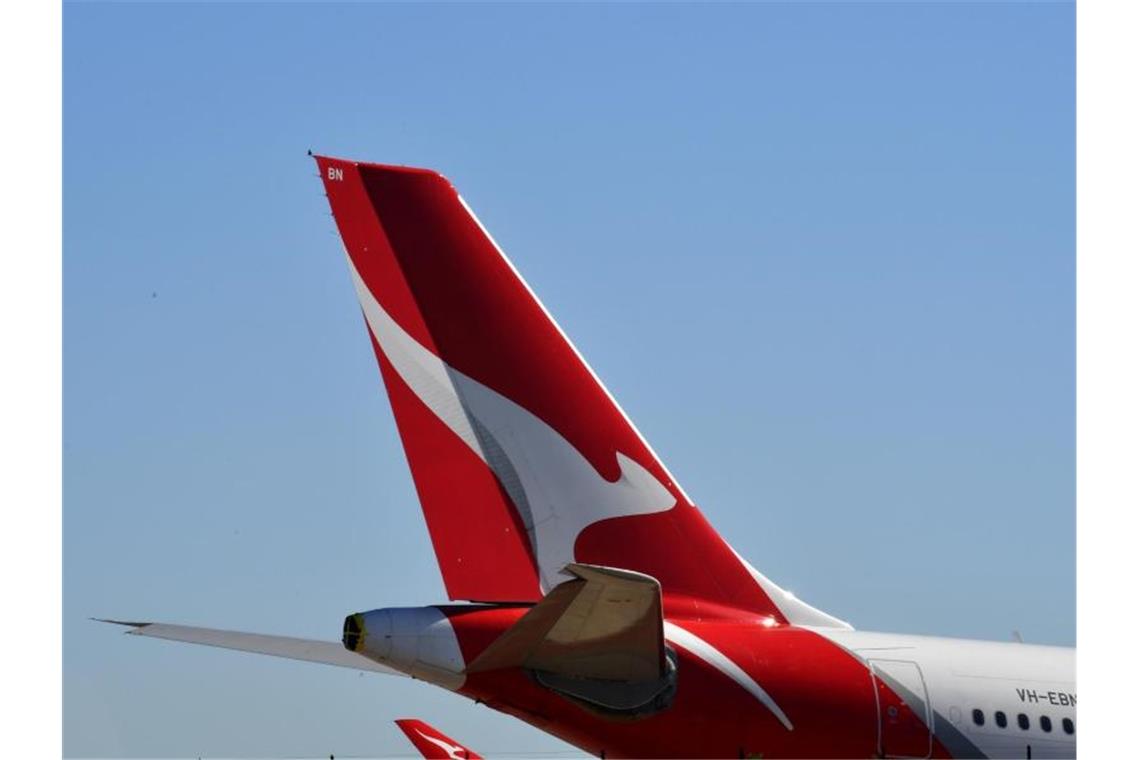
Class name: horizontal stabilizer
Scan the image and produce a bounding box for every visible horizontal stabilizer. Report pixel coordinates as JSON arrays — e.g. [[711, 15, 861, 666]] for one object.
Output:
[[95, 619, 402, 676], [465, 564, 664, 682]]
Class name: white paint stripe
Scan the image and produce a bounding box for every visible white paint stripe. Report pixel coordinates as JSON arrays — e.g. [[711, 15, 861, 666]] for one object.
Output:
[[664, 621, 794, 731]]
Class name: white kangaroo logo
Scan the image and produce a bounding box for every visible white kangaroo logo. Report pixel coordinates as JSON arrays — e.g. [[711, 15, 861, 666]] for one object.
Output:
[[348, 256, 676, 592], [413, 728, 469, 759]]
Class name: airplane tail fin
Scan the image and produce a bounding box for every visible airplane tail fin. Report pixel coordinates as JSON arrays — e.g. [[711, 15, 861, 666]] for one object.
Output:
[[315, 155, 846, 628]]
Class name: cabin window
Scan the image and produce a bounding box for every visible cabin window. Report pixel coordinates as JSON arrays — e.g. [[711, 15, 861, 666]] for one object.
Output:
[[1040, 716, 1053, 732], [972, 709, 985, 726], [1017, 713, 1030, 730], [1063, 717, 1074, 735], [995, 711, 1007, 728]]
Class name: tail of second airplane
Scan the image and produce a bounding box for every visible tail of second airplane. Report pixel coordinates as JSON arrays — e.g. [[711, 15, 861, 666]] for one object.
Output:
[[315, 155, 846, 628], [395, 719, 481, 760]]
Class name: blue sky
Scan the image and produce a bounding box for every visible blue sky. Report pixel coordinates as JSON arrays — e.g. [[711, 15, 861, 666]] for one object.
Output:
[[64, 2, 1074, 757]]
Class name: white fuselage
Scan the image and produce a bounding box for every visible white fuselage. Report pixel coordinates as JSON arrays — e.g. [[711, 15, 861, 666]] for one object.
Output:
[[816, 629, 1076, 759]]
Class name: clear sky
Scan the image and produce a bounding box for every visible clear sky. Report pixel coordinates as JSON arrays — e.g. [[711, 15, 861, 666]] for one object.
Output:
[[64, 2, 1074, 757]]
